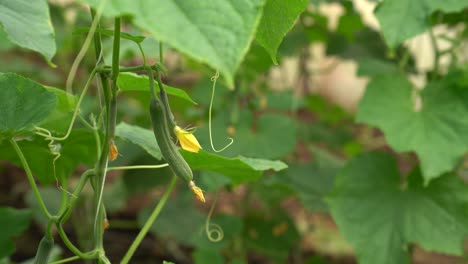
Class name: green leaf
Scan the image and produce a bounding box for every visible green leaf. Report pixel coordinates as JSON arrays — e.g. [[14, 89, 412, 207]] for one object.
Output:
[[356, 57, 399, 77], [0, 130, 97, 183], [357, 73, 468, 182], [163, 261, 175, 264], [115, 122, 163, 160], [0, 73, 57, 138], [82, 0, 267, 87], [274, 163, 338, 212], [256, 0, 308, 64], [181, 150, 287, 185], [74, 27, 145, 43], [25, 187, 61, 226], [238, 156, 288, 171], [0, 0, 56, 64], [193, 249, 224, 264], [40, 87, 77, 134], [375, 0, 467, 48], [115, 122, 287, 185], [117, 72, 196, 105], [327, 152, 468, 264], [0, 207, 31, 259]]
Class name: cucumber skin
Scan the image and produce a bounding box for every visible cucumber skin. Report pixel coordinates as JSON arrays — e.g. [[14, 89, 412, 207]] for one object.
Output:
[[149, 98, 193, 182], [34, 236, 54, 264]]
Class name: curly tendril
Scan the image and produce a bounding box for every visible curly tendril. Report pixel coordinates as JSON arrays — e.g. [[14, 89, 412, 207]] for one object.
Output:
[[208, 71, 234, 153], [205, 191, 224, 242], [34, 127, 76, 198]]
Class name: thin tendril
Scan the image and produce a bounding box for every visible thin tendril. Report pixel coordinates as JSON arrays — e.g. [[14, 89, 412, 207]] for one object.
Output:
[[35, 68, 98, 141], [209, 71, 233, 152], [205, 191, 223, 242], [36, 128, 76, 198], [66, 0, 107, 97]]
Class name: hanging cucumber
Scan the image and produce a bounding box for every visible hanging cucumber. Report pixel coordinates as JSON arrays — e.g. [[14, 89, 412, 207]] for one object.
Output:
[[33, 235, 54, 264], [149, 98, 193, 183]]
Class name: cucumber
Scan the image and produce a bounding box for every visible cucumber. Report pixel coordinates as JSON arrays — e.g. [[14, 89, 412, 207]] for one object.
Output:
[[34, 235, 54, 264], [149, 98, 193, 182]]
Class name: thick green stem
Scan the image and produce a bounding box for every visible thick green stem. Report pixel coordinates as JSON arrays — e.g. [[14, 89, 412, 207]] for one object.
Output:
[[56, 222, 97, 259], [111, 18, 121, 82], [58, 169, 95, 222], [93, 17, 121, 253], [10, 139, 51, 219], [99, 63, 166, 74], [120, 176, 178, 264]]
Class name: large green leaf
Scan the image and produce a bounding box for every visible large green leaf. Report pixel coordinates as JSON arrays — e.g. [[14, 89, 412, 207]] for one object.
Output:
[[40, 87, 77, 135], [0, 207, 31, 259], [0, 130, 97, 183], [357, 72, 468, 182], [0, 73, 57, 138], [327, 152, 468, 264], [115, 122, 287, 185], [115, 122, 163, 160], [182, 150, 287, 185], [375, 0, 467, 48], [117, 72, 196, 105], [0, 0, 56, 63], [255, 0, 308, 64], [83, 0, 267, 87]]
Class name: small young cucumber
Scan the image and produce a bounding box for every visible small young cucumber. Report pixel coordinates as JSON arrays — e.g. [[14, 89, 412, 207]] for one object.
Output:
[[34, 235, 54, 264], [149, 98, 193, 182]]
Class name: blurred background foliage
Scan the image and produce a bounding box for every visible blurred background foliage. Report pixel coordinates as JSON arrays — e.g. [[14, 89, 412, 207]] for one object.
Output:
[[0, 0, 467, 263]]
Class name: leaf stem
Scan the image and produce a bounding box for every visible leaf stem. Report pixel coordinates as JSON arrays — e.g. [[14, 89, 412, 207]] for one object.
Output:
[[106, 164, 169, 172], [56, 222, 98, 259], [120, 176, 177, 264], [10, 138, 51, 219], [49, 255, 81, 264]]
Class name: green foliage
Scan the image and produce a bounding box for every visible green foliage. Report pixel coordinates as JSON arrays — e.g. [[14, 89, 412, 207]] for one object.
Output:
[[83, 0, 267, 87], [0, 130, 97, 183], [256, 0, 309, 63], [244, 210, 300, 262], [0, 208, 31, 259], [199, 110, 297, 159], [0, 73, 57, 138], [327, 152, 468, 264], [117, 72, 196, 104], [0, 0, 56, 64], [116, 122, 163, 160], [357, 70, 468, 182], [2, 0, 468, 263], [115, 121, 287, 185], [182, 150, 287, 185], [375, 0, 467, 47]]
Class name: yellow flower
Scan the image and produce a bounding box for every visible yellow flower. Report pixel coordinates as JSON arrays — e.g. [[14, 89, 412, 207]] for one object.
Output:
[[189, 181, 205, 203], [174, 126, 202, 153], [109, 140, 118, 161]]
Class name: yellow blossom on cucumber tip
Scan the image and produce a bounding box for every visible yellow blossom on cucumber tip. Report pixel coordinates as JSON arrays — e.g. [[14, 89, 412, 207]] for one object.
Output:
[[174, 126, 202, 153], [189, 181, 205, 203]]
